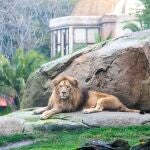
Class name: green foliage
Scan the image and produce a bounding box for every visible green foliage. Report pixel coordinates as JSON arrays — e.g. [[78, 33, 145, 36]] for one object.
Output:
[[0, 49, 48, 105], [138, 0, 150, 29], [123, 0, 150, 32], [0, 134, 35, 146], [0, 86, 16, 98], [123, 21, 143, 32], [95, 32, 112, 44], [35, 44, 50, 58]]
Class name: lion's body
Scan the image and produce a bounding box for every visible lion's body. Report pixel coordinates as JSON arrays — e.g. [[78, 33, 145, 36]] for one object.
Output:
[[34, 75, 140, 119]]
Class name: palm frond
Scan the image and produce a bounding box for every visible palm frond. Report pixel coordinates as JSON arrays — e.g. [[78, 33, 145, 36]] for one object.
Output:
[[0, 54, 9, 66], [123, 22, 142, 32], [95, 32, 112, 44], [105, 32, 113, 40], [95, 33, 103, 44]]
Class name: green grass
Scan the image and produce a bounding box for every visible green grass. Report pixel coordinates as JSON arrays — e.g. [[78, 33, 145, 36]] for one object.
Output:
[[0, 134, 35, 146], [0, 126, 149, 150]]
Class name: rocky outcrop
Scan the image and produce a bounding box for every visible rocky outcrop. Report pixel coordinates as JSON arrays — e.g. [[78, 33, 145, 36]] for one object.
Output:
[[0, 109, 150, 135], [0, 117, 25, 135], [21, 30, 150, 110]]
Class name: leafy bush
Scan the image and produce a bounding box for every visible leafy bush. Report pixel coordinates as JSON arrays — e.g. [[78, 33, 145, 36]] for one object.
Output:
[[0, 49, 48, 108]]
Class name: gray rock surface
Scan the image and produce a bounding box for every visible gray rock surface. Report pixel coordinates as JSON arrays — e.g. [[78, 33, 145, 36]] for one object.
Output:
[[0, 140, 35, 150], [21, 30, 150, 110], [0, 109, 150, 135], [0, 117, 25, 135]]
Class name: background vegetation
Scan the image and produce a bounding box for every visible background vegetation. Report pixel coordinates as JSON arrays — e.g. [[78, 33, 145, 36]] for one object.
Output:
[[0, 49, 48, 109], [123, 0, 150, 31], [0, 0, 76, 111], [0, 0, 76, 58], [138, 0, 150, 29]]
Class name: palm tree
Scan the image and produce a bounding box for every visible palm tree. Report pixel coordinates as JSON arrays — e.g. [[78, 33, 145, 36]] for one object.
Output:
[[0, 49, 48, 108], [123, 21, 145, 32]]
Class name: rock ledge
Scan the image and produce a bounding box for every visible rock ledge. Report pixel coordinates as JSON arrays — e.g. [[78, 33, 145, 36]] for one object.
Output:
[[0, 109, 150, 135]]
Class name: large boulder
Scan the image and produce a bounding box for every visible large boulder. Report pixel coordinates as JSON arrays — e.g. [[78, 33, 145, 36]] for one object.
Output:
[[21, 30, 150, 110]]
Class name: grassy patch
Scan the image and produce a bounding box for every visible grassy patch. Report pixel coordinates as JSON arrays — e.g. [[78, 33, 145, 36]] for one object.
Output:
[[0, 126, 149, 150], [0, 134, 35, 146]]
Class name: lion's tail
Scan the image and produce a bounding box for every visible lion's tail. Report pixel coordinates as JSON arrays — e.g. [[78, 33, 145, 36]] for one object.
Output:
[[123, 107, 140, 113]]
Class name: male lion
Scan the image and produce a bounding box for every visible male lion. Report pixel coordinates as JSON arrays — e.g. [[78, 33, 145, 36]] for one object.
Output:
[[34, 75, 140, 120]]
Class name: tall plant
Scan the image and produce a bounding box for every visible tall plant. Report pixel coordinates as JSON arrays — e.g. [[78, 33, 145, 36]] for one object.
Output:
[[95, 32, 112, 44], [123, 21, 144, 32], [0, 49, 48, 108]]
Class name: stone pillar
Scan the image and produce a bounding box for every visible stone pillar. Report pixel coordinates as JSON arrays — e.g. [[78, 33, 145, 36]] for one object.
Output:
[[61, 32, 65, 57], [50, 31, 53, 57], [69, 26, 74, 53], [100, 15, 117, 39], [53, 33, 57, 57]]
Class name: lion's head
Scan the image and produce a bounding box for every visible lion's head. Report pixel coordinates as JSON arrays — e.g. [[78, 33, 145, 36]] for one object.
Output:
[[53, 76, 78, 100]]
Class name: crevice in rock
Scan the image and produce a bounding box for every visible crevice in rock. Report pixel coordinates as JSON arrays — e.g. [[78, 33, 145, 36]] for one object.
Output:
[[95, 68, 107, 75], [81, 120, 99, 128], [85, 77, 92, 83], [141, 120, 150, 125]]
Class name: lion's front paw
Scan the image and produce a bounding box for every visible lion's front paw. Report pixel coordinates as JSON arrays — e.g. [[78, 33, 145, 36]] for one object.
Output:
[[33, 109, 42, 115], [82, 109, 90, 114], [40, 111, 50, 120]]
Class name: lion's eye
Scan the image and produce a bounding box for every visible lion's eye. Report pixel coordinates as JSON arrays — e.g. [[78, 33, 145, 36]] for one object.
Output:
[[59, 85, 62, 88], [66, 86, 70, 88]]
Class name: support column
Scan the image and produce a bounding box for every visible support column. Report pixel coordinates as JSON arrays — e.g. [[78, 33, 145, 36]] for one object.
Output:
[[69, 26, 74, 53]]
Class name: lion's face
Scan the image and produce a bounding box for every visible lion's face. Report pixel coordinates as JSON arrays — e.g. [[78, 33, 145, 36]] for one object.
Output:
[[53, 76, 78, 101], [56, 80, 73, 100]]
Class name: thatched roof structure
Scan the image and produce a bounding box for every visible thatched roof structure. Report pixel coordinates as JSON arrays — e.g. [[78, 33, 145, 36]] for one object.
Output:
[[71, 0, 119, 16]]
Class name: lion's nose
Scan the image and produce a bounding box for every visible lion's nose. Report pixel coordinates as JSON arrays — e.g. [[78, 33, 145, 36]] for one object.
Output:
[[62, 91, 66, 94]]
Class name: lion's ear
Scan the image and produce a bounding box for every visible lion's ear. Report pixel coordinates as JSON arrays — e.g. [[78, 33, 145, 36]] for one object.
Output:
[[53, 79, 59, 86], [69, 78, 78, 87], [53, 75, 64, 86], [73, 79, 78, 87]]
